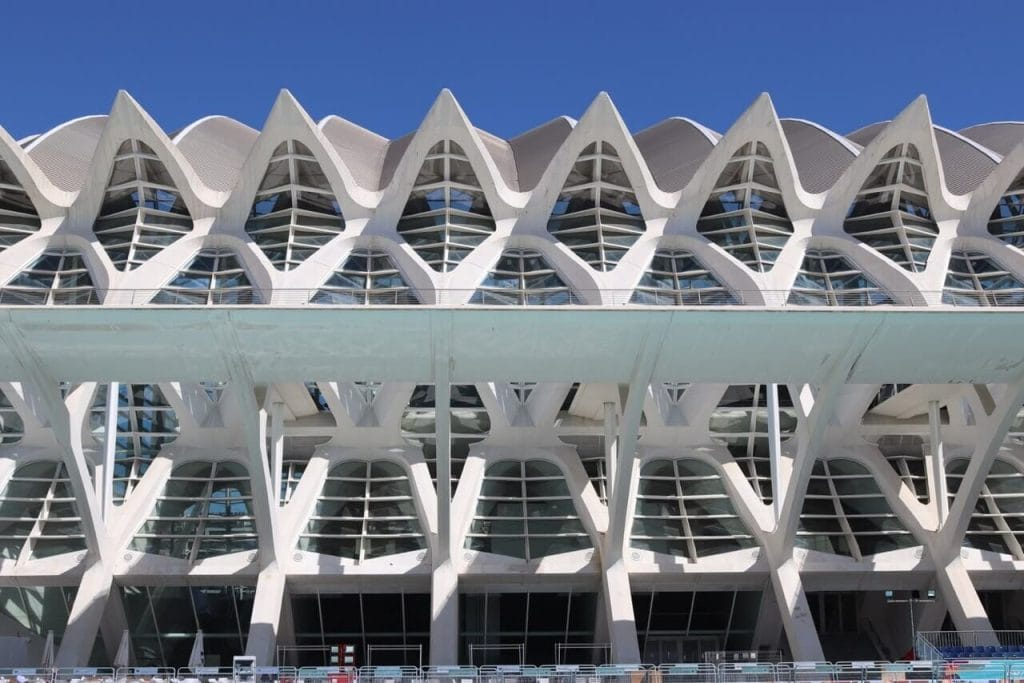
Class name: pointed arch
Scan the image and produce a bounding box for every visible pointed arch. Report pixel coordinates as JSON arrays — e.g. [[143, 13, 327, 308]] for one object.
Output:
[[942, 248, 1024, 306], [92, 138, 194, 270], [470, 247, 576, 305], [396, 139, 496, 272], [630, 248, 737, 305], [0, 248, 98, 305], [0, 153, 42, 250], [843, 143, 940, 273], [546, 140, 647, 271], [787, 248, 895, 306], [696, 141, 796, 272], [245, 139, 346, 270], [311, 247, 419, 304], [150, 247, 260, 305]]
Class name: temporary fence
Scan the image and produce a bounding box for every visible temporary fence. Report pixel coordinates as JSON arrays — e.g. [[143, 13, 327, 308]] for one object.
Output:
[[1, 660, 1024, 683]]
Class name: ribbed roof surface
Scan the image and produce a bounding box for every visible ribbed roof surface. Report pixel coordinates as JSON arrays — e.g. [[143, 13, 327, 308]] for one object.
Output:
[[780, 119, 857, 193], [959, 122, 1024, 157], [174, 116, 258, 192], [27, 115, 107, 192], [634, 118, 719, 192], [933, 127, 999, 195], [319, 115, 390, 190]]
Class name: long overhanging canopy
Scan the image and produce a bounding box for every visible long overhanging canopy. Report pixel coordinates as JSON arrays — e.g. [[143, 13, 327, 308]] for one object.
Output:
[[1, 306, 1022, 384]]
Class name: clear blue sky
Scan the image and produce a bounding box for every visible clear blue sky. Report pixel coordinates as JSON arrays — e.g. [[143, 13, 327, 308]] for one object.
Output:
[[3, 0, 1018, 141]]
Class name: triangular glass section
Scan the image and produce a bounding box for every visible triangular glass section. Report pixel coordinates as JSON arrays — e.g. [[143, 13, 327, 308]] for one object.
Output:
[[874, 435, 928, 503], [311, 249, 418, 305], [796, 458, 916, 558], [465, 459, 591, 560], [471, 248, 575, 305], [709, 384, 796, 504], [844, 144, 939, 272], [151, 249, 258, 305], [397, 140, 495, 272], [90, 384, 179, 504], [632, 458, 756, 559], [93, 139, 193, 271], [942, 250, 1024, 306], [298, 460, 426, 560], [987, 169, 1024, 247], [697, 142, 794, 273], [0, 156, 41, 251], [0, 249, 97, 305], [947, 458, 1024, 559], [548, 141, 645, 272], [631, 249, 736, 305], [0, 461, 86, 560], [246, 140, 345, 270], [788, 249, 894, 306]]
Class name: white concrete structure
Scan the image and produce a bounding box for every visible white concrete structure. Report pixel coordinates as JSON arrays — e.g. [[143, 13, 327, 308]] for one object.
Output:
[[1, 89, 1024, 668]]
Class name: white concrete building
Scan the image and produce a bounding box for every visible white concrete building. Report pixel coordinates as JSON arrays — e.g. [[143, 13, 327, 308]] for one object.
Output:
[[0, 89, 1023, 668]]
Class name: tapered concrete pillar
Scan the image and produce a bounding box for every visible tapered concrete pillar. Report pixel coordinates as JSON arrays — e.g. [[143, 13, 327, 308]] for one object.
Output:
[[430, 560, 459, 665], [55, 562, 114, 666], [245, 566, 287, 665], [769, 558, 824, 661], [752, 587, 784, 652], [934, 556, 998, 645], [602, 559, 641, 663]]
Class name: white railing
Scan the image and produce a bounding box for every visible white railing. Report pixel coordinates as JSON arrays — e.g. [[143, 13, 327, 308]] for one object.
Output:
[[3, 288, 1024, 308]]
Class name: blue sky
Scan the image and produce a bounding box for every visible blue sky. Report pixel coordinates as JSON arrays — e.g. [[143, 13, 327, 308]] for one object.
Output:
[[3, 0, 1018, 141]]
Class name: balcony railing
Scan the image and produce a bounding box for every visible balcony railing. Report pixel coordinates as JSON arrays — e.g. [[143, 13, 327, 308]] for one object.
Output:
[[0, 288, 1023, 307]]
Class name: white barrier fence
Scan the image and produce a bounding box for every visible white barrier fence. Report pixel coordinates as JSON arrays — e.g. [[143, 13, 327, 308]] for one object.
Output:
[[1, 661, 1023, 683]]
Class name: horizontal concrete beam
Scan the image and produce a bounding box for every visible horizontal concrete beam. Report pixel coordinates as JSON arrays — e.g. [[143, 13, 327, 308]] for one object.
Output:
[[1, 307, 1022, 384]]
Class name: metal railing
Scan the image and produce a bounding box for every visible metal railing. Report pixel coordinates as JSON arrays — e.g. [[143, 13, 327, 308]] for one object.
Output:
[[2, 660, 1024, 683], [918, 629, 1024, 653], [3, 288, 1024, 308]]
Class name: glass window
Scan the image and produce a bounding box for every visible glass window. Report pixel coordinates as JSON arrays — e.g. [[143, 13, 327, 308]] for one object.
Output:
[[796, 459, 916, 558], [0, 157, 42, 251], [0, 461, 86, 560], [0, 249, 98, 306], [312, 249, 418, 305], [246, 140, 345, 271], [0, 388, 23, 445], [942, 250, 1024, 306], [465, 459, 591, 561], [548, 140, 646, 272], [874, 435, 928, 503], [708, 385, 796, 504], [401, 385, 489, 492], [298, 460, 425, 561], [987, 169, 1024, 248], [787, 249, 894, 306], [151, 249, 258, 305], [947, 458, 1024, 558], [843, 144, 938, 273], [631, 250, 737, 305], [632, 458, 756, 559], [397, 139, 495, 272], [697, 142, 793, 273], [92, 139, 192, 271], [471, 249, 576, 305], [89, 384, 179, 503], [129, 461, 258, 562]]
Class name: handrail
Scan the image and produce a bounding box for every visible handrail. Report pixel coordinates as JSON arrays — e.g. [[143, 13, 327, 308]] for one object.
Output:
[[1, 288, 1024, 308]]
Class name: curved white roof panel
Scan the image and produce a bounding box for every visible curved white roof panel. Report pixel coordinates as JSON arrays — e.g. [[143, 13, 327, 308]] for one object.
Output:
[[26, 115, 107, 192], [174, 116, 259, 192]]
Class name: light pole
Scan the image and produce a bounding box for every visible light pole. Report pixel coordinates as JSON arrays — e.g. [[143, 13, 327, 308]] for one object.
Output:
[[885, 589, 937, 658]]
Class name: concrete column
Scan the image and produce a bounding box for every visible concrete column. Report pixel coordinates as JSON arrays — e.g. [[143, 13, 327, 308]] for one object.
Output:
[[603, 402, 617, 500], [927, 400, 949, 523], [100, 382, 119, 520], [933, 555, 998, 645], [766, 383, 784, 522], [602, 559, 641, 663], [751, 587, 783, 652], [55, 562, 114, 666], [270, 401, 285, 506], [245, 566, 287, 665], [98, 583, 131, 664], [769, 557, 824, 661], [430, 560, 459, 665]]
